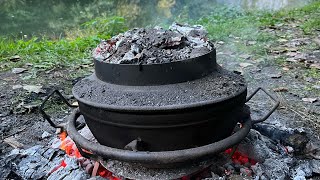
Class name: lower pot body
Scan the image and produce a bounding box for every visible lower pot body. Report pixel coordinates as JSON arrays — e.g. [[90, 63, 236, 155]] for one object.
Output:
[[78, 90, 248, 152]]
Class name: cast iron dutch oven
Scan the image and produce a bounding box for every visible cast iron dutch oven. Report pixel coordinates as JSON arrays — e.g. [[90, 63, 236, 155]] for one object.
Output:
[[40, 48, 279, 167], [70, 49, 276, 151]]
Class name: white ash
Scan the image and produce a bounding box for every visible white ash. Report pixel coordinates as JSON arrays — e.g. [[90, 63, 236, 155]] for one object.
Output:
[[47, 157, 89, 180], [252, 158, 292, 179], [291, 160, 313, 179], [310, 159, 320, 174], [41, 131, 51, 139], [93, 23, 213, 64], [207, 125, 320, 180], [236, 129, 278, 162], [2, 121, 320, 179]]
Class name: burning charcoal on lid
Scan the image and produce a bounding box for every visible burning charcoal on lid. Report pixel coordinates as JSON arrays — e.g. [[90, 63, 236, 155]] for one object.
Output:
[[92, 23, 213, 64]]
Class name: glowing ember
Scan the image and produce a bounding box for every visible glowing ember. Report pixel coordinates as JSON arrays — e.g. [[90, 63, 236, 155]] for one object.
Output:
[[52, 131, 120, 179], [50, 129, 257, 179], [225, 148, 257, 165], [96, 165, 121, 180], [49, 160, 67, 175], [181, 176, 190, 180]]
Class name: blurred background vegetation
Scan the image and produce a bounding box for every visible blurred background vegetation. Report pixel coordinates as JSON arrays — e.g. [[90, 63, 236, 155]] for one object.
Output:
[[0, 0, 311, 38], [0, 0, 318, 70]]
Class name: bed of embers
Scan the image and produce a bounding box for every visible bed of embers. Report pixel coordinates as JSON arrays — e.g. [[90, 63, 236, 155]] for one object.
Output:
[[2, 118, 320, 180]]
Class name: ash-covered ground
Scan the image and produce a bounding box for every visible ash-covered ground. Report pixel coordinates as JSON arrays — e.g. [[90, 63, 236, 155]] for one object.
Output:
[[1, 20, 319, 179], [93, 23, 213, 64]]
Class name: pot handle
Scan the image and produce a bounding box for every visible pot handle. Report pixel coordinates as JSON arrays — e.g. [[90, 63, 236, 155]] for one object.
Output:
[[246, 87, 280, 124], [39, 89, 78, 129], [67, 108, 252, 165]]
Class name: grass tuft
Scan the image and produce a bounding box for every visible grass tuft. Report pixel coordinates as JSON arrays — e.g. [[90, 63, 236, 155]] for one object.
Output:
[[0, 16, 128, 70]]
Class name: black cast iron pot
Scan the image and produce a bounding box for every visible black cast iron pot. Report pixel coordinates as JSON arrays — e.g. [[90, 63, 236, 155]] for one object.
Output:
[[39, 48, 279, 167], [71, 49, 251, 152]]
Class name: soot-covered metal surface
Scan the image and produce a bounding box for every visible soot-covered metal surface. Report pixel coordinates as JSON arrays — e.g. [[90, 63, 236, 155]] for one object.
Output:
[[73, 66, 246, 108]]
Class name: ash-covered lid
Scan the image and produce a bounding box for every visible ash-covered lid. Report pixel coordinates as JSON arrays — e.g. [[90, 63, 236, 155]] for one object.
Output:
[[93, 23, 213, 64], [73, 66, 247, 109]]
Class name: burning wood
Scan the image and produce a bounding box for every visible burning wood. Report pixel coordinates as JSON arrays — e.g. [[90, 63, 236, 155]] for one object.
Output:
[[2, 122, 320, 179], [3, 136, 24, 149], [51, 130, 121, 179]]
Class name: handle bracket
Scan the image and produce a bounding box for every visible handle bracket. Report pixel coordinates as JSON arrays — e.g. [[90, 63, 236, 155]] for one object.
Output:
[[39, 90, 78, 129], [246, 87, 280, 124]]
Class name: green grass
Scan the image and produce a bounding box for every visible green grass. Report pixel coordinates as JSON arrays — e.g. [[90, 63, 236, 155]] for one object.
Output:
[[196, 10, 275, 58], [305, 68, 320, 79], [302, 18, 320, 34], [0, 2, 319, 72], [1, 36, 97, 69], [259, 1, 320, 33], [193, 1, 320, 59], [0, 16, 127, 70]]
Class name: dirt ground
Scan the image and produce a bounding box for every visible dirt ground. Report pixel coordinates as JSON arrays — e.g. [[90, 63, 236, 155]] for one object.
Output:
[[215, 22, 320, 133], [0, 23, 319, 173], [0, 68, 87, 159]]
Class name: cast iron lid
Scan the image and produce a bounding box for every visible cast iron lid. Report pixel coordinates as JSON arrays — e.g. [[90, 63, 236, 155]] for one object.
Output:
[[73, 49, 247, 111]]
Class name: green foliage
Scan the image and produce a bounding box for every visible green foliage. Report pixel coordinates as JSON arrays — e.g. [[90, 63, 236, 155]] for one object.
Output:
[[195, 7, 248, 41], [1, 1, 319, 72], [0, 0, 118, 37], [0, 16, 128, 70], [302, 18, 320, 34], [192, 1, 320, 59], [258, 1, 320, 34], [305, 68, 320, 79], [82, 16, 128, 39]]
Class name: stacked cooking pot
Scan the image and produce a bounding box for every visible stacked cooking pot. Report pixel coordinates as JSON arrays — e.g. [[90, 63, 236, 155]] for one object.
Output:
[[41, 24, 279, 167]]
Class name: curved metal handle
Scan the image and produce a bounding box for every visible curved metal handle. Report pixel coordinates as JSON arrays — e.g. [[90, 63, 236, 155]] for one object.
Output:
[[67, 108, 252, 166], [75, 142, 100, 161], [39, 89, 78, 129], [246, 87, 280, 124]]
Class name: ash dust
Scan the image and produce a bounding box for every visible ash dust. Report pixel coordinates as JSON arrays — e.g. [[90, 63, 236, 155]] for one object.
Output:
[[73, 66, 246, 107], [93, 23, 213, 64], [0, 69, 80, 179]]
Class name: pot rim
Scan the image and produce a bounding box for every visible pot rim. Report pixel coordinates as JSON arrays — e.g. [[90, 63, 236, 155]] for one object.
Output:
[[94, 49, 217, 86], [73, 85, 247, 112], [94, 49, 216, 66]]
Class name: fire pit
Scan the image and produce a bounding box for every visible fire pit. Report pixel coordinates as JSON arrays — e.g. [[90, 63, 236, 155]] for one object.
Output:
[[40, 24, 279, 175]]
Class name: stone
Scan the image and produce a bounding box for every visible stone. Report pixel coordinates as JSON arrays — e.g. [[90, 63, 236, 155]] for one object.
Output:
[[22, 85, 44, 94], [12, 85, 23, 89], [239, 62, 253, 68], [9, 55, 21, 62], [310, 160, 320, 174], [41, 131, 51, 139], [12, 68, 27, 74]]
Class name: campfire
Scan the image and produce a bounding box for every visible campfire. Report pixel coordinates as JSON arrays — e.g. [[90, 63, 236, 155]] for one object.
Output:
[[50, 130, 120, 179], [6, 121, 320, 179], [3, 23, 320, 179]]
